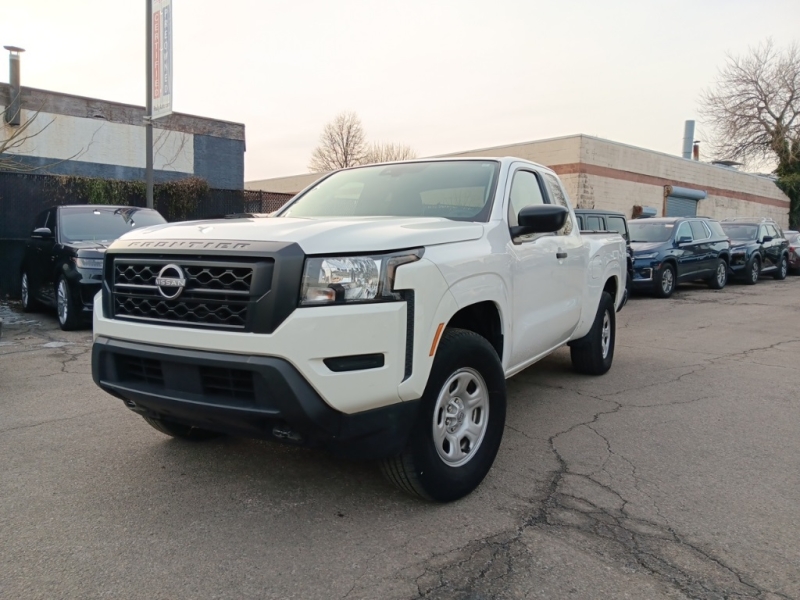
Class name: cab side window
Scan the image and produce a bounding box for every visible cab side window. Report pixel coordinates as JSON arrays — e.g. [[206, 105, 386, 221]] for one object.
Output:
[[607, 216, 628, 241], [49, 209, 59, 241], [542, 172, 574, 236], [508, 170, 547, 227], [586, 216, 603, 230], [33, 210, 48, 232]]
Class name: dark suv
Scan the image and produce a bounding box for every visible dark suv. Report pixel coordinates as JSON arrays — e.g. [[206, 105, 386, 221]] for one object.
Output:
[[628, 217, 731, 298], [20, 205, 166, 330], [574, 209, 634, 298], [720, 219, 790, 284]]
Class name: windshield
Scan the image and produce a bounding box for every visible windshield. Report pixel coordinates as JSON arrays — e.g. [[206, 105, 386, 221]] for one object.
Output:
[[628, 221, 675, 243], [279, 161, 501, 222], [61, 207, 166, 242], [721, 223, 758, 241]]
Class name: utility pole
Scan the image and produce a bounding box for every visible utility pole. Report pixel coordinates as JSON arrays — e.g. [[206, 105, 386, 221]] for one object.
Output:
[[145, 0, 154, 209]]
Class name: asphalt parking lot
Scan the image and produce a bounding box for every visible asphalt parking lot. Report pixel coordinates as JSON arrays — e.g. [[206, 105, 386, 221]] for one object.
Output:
[[1, 277, 799, 600]]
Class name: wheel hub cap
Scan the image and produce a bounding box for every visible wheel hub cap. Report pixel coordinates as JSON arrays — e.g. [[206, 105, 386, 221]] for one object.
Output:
[[601, 311, 611, 359], [432, 368, 489, 468]]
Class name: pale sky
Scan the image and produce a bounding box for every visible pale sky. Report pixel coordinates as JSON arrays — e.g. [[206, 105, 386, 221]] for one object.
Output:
[[3, 0, 799, 181]]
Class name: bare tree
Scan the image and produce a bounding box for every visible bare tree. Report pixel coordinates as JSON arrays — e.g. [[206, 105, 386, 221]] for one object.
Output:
[[308, 111, 367, 172], [363, 141, 417, 165], [700, 39, 800, 171]]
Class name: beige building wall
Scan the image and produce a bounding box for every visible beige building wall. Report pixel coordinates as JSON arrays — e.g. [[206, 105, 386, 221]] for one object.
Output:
[[245, 134, 791, 227]]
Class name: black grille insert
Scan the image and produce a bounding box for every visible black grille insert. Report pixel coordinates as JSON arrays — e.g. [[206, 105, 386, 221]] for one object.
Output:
[[112, 258, 261, 330], [116, 355, 165, 387], [201, 367, 255, 401]]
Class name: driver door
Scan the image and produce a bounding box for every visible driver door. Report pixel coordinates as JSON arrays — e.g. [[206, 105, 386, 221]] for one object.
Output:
[[507, 167, 584, 368]]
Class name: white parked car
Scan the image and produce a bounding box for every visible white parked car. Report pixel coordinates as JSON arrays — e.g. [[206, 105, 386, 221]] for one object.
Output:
[[91, 158, 626, 501]]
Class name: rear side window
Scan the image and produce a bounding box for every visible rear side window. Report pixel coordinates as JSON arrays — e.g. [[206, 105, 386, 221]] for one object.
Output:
[[607, 216, 628, 241], [587, 216, 603, 230], [689, 221, 709, 240], [706, 220, 726, 239]]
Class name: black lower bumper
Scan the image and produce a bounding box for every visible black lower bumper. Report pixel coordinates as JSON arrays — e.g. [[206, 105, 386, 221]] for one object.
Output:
[[91, 336, 419, 459]]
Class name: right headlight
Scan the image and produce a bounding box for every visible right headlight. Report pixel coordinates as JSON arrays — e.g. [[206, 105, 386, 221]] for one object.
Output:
[[634, 252, 659, 260], [299, 249, 423, 306]]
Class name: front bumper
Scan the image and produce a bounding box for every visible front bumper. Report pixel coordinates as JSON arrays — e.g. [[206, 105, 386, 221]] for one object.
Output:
[[92, 336, 420, 458]]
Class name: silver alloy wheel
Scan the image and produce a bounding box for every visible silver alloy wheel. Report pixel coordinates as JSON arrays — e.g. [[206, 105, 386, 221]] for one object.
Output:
[[21, 273, 29, 307], [432, 367, 489, 468], [57, 279, 68, 325], [751, 260, 760, 283], [601, 310, 611, 359], [661, 268, 674, 294], [716, 262, 726, 286], [780, 258, 787, 278]]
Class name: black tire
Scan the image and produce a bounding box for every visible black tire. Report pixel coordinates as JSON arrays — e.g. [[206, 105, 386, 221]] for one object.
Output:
[[654, 263, 676, 298], [380, 328, 506, 502], [20, 271, 40, 312], [707, 258, 728, 290], [570, 291, 615, 375], [142, 416, 222, 441], [773, 255, 788, 280], [56, 275, 82, 331], [744, 256, 760, 285]]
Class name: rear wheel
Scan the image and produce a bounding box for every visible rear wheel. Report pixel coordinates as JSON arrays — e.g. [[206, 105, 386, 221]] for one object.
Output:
[[142, 416, 222, 441], [56, 276, 82, 331], [654, 263, 676, 298], [570, 291, 615, 375], [707, 259, 728, 290], [745, 256, 760, 285], [773, 255, 788, 280], [20, 271, 40, 312], [380, 328, 506, 502]]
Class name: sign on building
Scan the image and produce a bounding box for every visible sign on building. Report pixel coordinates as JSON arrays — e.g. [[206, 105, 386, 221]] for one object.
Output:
[[152, 0, 173, 120]]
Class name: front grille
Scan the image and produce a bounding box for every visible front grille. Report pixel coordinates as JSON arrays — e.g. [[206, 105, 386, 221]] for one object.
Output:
[[112, 258, 259, 330], [201, 367, 255, 401], [116, 355, 165, 387]]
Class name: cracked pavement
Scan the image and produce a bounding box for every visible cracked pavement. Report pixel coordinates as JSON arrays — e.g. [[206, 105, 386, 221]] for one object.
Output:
[[2, 277, 800, 600]]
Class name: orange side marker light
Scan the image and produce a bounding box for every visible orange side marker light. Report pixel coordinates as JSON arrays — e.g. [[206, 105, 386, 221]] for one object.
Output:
[[429, 323, 445, 356]]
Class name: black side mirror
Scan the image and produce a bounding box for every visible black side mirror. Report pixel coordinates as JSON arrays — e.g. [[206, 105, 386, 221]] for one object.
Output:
[[677, 235, 692, 245], [31, 227, 53, 239], [761, 235, 773, 243], [511, 205, 568, 238]]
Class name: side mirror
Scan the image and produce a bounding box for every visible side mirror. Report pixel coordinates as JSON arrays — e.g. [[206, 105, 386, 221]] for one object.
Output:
[[761, 235, 773, 243], [511, 205, 568, 238], [677, 235, 692, 245], [31, 227, 53, 239]]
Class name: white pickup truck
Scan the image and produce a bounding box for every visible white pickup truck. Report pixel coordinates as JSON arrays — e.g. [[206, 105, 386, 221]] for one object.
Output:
[[91, 158, 626, 502]]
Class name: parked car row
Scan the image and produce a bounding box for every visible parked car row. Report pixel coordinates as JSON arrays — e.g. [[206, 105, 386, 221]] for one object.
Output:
[[577, 212, 794, 298]]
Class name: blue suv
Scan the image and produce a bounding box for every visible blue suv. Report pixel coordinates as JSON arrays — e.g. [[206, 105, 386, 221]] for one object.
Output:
[[628, 217, 731, 298]]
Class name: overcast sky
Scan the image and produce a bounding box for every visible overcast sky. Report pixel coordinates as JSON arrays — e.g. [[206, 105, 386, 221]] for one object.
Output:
[[3, 0, 799, 181]]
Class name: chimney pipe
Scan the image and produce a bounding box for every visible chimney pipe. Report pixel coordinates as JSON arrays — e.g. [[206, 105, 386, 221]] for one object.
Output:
[[682, 120, 695, 159], [3, 46, 24, 126], [693, 141, 700, 161]]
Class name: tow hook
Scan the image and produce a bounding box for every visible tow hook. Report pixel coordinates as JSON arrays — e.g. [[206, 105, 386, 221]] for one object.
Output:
[[272, 424, 304, 444]]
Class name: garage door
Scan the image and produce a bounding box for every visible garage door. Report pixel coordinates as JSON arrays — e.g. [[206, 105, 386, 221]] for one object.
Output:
[[664, 185, 707, 217], [666, 196, 698, 217]]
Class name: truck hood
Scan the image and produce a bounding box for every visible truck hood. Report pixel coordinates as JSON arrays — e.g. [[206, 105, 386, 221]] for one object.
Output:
[[116, 216, 485, 254]]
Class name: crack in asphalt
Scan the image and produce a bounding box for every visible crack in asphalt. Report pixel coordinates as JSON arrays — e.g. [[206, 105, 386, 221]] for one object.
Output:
[[0, 409, 113, 435]]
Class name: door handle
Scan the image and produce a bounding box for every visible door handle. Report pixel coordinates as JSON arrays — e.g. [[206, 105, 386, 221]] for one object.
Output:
[[556, 252, 568, 259]]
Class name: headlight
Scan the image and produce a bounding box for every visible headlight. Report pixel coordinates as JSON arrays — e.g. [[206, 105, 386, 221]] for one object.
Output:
[[300, 249, 423, 306], [634, 252, 659, 260], [75, 258, 104, 269]]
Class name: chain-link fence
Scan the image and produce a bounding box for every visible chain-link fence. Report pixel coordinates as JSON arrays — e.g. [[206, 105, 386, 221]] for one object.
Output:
[[0, 171, 294, 297]]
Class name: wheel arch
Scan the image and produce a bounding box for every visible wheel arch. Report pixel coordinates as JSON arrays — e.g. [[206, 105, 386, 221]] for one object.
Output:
[[444, 300, 504, 361]]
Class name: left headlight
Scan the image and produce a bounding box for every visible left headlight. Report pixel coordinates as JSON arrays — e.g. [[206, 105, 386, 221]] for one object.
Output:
[[75, 258, 104, 269], [300, 249, 423, 306]]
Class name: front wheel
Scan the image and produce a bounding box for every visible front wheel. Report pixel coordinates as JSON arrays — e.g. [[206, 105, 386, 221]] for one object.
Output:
[[570, 291, 615, 375], [745, 256, 760, 285], [380, 328, 506, 502], [773, 255, 788, 280], [707, 259, 728, 290], [654, 264, 676, 298], [56, 276, 82, 331]]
